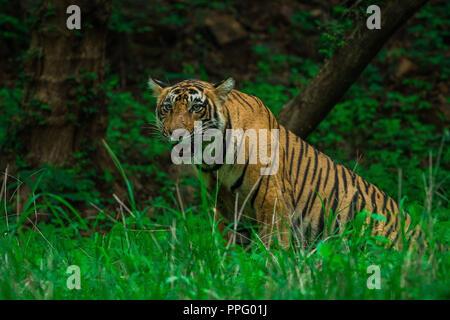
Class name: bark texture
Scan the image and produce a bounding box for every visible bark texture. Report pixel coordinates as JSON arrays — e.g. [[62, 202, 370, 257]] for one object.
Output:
[[19, 0, 112, 168], [277, 0, 429, 139]]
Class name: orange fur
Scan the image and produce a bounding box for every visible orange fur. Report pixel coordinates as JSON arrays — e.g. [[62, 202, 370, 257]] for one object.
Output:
[[150, 78, 419, 249]]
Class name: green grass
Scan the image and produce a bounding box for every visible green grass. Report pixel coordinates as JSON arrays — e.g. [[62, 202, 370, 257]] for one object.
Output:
[[0, 145, 448, 300]]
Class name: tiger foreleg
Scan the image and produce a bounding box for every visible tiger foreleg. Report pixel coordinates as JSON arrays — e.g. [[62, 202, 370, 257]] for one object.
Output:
[[255, 195, 291, 250]]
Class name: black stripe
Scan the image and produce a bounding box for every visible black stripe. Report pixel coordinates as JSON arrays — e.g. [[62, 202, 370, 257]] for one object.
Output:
[[247, 94, 258, 103], [330, 163, 340, 215], [199, 106, 207, 118], [370, 187, 382, 230], [222, 110, 233, 160], [391, 229, 400, 245], [201, 106, 231, 173], [347, 192, 359, 220], [363, 179, 370, 195], [284, 127, 290, 167], [233, 91, 250, 105], [330, 196, 339, 218], [323, 157, 331, 189], [281, 148, 286, 192], [260, 174, 271, 208], [251, 94, 270, 115], [350, 171, 356, 188], [304, 168, 323, 219], [388, 198, 395, 213], [385, 216, 394, 237], [293, 139, 304, 188], [341, 166, 348, 191], [231, 158, 250, 192], [371, 187, 378, 214], [384, 200, 392, 226], [251, 177, 264, 209], [232, 92, 255, 111], [212, 101, 218, 121], [302, 190, 313, 218], [260, 121, 280, 207], [227, 92, 237, 103], [288, 147, 295, 178], [225, 107, 232, 129], [317, 205, 325, 236], [359, 196, 366, 212], [295, 156, 312, 206], [381, 193, 389, 214], [385, 198, 397, 229], [309, 149, 319, 184], [356, 178, 364, 200], [290, 140, 303, 207]]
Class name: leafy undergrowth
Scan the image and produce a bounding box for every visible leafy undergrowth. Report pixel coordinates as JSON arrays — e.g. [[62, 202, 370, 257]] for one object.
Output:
[[0, 148, 448, 299], [0, 200, 448, 299]]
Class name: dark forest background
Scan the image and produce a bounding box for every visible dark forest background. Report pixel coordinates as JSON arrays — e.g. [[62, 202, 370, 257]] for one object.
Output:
[[0, 0, 448, 227]]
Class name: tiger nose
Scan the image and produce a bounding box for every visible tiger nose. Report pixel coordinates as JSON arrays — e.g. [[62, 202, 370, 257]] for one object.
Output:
[[167, 127, 186, 137]]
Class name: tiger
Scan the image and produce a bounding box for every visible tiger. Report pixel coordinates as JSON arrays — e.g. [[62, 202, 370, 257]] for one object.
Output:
[[149, 77, 421, 249]]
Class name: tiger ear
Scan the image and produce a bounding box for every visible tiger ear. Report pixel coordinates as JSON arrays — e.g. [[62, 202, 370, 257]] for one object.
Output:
[[213, 77, 235, 103], [148, 78, 169, 97]]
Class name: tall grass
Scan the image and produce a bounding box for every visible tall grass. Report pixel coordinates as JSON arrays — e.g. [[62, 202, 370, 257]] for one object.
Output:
[[0, 144, 448, 299]]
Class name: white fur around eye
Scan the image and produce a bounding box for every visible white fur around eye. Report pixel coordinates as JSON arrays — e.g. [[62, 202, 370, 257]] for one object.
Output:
[[191, 103, 204, 113], [162, 102, 172, 112]]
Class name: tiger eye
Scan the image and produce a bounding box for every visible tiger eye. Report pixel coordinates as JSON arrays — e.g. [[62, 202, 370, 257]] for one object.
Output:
[[191, 104, 204, 113], [162, 103, 172, 112]]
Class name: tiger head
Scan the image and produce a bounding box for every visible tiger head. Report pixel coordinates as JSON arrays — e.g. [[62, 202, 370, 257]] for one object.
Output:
[[149, 78, 235, 139]]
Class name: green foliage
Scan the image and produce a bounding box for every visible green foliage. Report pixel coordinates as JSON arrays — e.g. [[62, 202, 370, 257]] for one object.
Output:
[[0, 87, 22, 150], [407, 3, 450, 79], [242, 45, 321, 114], [0, 170, 448, 299], [291, 11, 316, 31], [0, 0, 38, 44], [315, 7, 353, 60], [241, 82, 292, 116], [0, 11, 29, 40], [105, 74, 169, 177], [109, 0, 234, 32], [19, 166, 100, 205]]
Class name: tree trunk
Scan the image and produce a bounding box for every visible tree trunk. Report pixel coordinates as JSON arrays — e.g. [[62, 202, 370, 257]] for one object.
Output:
[[19, 0, 112, 169], [277, 0, 429, 139]]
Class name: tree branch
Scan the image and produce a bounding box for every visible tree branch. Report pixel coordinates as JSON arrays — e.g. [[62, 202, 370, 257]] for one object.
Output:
[[277, 0, 429, 138]]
